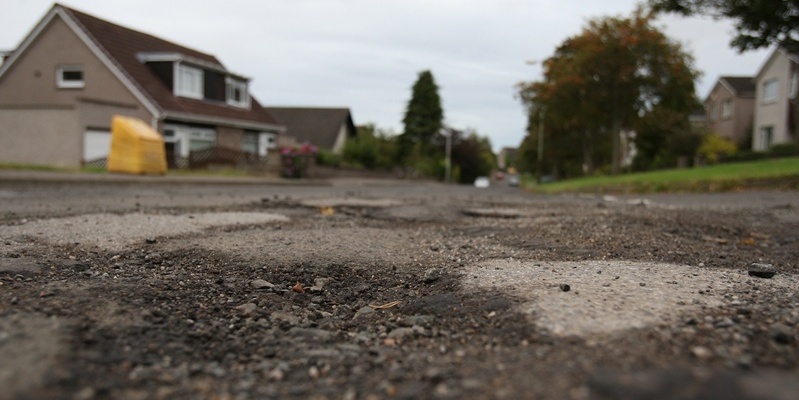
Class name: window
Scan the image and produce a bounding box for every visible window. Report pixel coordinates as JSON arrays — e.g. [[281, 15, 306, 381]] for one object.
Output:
[[759, 126, 774, 150], [226, 77, 249, 108], [176, 64, 203, 99], [763, 79, 779, 103], [56, 66, 84, 89], [242, 132, 259, 155], [721, 99, 733, 119], [791, 71, 798, 99], [708, 103, 718, 121]]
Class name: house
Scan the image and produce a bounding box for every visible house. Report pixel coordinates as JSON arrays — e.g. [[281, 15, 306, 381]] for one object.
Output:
[[265, 107, 356, 153], [752, 47, 799, 151], [0, 4, 284, 169], [704, 76, 755, 147]]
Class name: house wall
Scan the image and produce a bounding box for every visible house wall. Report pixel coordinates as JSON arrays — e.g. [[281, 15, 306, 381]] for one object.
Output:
[[706, 84, 736, 140], [754, 52, 794, 150], [0, 108, 79, 167], [216, 126, 243, 150], [733, 97, 755, 146], [0, 14, 152, 167], [331, 123, 348, 153], [707, 92, 755, 146]]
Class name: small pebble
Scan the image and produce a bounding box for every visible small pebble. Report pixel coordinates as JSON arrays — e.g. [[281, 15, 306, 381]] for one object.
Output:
[[559, 284, 570, 292]]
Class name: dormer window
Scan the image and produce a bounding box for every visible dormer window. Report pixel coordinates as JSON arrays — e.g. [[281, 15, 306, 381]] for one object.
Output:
[[56, 65, 84, 89], [226, 77, 249, 108], [175, 63, 203, 99]]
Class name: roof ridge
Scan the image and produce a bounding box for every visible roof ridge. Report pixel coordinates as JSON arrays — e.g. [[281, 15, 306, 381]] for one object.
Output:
[[56, 3, 221, 65]]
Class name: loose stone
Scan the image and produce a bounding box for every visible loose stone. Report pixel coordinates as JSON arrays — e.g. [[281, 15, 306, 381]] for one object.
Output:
[[748, 263, 776, 279], [770, 323, 795, 344], [251, 279, 275, 289], [423, 268, 441, 283]]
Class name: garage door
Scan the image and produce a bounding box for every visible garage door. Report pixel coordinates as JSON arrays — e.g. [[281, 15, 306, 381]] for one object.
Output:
[[83, 130, 111, 162]]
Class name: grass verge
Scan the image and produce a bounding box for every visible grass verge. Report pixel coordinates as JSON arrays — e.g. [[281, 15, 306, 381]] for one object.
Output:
[[530, 157, 799, 194]]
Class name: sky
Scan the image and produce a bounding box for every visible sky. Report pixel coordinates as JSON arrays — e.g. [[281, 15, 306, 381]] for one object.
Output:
[[1, 0, 772, 152]]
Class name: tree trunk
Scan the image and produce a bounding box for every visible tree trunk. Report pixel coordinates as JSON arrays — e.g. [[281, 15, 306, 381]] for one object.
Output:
[[582, 129, 594, 174], [611, 117, 621, 175]]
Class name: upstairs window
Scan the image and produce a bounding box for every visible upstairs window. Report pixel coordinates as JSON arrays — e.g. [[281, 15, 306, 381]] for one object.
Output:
[[721, 99, 733, 119], [176, 64, 203, 99], [226, 77, 249, 108], [56, 65, 84, 89], [763, 79, 779, 103]]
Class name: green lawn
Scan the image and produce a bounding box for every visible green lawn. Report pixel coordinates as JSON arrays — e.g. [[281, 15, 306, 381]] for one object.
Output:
[[530, 157, 799, 193]]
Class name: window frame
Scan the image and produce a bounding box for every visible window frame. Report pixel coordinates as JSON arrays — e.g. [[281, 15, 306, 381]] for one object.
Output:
[[225, 77, 250, 108], [56, 65, 85, 89], [721, 99, 733, 119], [762, 79, 779, 104], [175, 63, 204, 100]]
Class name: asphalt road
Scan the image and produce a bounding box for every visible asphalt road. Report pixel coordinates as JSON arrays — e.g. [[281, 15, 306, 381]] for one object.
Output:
[[1, 174, 798, 399]]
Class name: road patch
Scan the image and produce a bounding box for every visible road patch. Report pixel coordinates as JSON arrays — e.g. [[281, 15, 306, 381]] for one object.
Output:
[[465, 259, 799, 337]]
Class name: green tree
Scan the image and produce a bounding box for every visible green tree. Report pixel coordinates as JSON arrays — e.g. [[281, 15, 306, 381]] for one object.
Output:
[[342, 123, 398, 170], [518, 8, 699, 175], [447, 129, 495, 184], [649, 0, 799, 52], [400, 70, 444, 161]]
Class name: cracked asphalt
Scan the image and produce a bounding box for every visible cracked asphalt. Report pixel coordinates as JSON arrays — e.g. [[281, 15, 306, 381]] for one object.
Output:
[[1, 174, 798, 399]]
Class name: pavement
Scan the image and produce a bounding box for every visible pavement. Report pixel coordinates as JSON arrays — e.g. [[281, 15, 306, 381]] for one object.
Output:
[[0, 169, 330, 186]]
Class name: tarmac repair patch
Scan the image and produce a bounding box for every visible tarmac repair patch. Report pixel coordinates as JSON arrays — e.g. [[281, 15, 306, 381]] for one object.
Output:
[[1, 212, 289, 251], [465, 259, 799, 337]]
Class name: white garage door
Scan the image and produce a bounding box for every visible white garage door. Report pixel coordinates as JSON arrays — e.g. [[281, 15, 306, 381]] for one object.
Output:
[[83, 130, 111, 162]]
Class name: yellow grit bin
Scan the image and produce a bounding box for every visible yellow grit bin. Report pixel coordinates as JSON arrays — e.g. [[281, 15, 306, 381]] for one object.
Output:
[[107, 115, 167, 175]]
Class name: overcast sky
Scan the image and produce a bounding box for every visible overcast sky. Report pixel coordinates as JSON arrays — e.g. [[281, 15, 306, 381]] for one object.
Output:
[[1, 0, 772, 151]]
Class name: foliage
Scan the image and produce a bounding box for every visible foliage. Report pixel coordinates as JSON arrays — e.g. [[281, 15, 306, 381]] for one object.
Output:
[[633, 108, 704, 170], [400, 70, 444, 161], [517, 8, 700, 177], [342, 124, 398, 170], [698, 133, 738, 163], [447, 128, 496, 183], [649, 0, 799, 53], [315, 150, 341, 167]]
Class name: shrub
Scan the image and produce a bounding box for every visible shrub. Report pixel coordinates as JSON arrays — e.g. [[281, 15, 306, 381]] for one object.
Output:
[[698, 134, 737, 164]]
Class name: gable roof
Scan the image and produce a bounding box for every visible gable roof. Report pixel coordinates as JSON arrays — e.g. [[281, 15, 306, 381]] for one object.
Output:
[[265, 107, 356, 150], [0, 4, 282, 131], [754, 47, 799, 81], [719, 76, 755, 97]]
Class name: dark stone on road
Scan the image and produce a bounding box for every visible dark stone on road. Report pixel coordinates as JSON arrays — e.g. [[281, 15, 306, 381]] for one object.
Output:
[[559, 284, 570, 292], [748, 263, 776, 279]]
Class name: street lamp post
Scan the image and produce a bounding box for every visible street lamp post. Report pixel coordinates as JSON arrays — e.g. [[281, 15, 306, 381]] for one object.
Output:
[[536, 108, 545, 184], [445, 128, 452, 183]]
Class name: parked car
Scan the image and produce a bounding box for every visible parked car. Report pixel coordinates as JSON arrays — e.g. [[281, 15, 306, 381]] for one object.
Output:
[[474, 176, 490, 188], [507, 175, 520, 187], [494, 171, 505, 181]]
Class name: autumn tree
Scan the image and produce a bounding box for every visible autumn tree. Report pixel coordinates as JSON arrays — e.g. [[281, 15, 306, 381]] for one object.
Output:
[[400, 70, 444, 161], [518, 8, 699, 175]]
